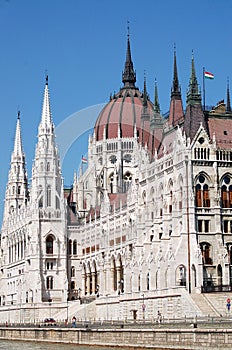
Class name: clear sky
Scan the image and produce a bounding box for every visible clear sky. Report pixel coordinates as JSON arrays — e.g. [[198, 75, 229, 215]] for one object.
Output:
[[0, 0, 231, 224]]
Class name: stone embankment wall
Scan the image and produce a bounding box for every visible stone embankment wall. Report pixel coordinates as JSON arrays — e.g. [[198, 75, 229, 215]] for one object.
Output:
[[0, 327, 232, 349]]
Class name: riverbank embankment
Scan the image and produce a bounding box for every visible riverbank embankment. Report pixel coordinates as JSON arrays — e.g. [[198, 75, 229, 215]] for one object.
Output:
[[0, 323, 232, 350]]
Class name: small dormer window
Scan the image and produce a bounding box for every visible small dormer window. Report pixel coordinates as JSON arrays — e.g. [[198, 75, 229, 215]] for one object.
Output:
[[224, 131, 228, 135]]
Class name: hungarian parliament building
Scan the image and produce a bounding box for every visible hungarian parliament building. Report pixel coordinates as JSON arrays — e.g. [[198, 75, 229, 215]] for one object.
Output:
[[1, 35, 232, 323]]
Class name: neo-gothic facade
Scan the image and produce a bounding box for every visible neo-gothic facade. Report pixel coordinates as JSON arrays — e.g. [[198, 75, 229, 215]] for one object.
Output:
[[1, 37, 232, 322]]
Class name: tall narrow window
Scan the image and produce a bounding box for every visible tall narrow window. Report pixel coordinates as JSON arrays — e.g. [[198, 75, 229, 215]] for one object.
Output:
[[47, 185, 51, 207], [46, 235, 54, 254], [73, 240, 77, 255], [46, 276, 53, 290]]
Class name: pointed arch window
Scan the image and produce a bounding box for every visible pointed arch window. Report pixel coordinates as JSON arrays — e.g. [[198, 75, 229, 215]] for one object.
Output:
[[46, 235, 54, 254], [221, 176, 232, 208], [176, 265, 186, 286], [195, 174, 210, 207], [124, 172, 132, 192]]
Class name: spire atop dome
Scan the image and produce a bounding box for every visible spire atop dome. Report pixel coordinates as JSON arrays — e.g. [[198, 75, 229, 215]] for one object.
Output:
[[186, 51, 201, 105], [227, 77, 231, 112], [122, 24, 136, 88]]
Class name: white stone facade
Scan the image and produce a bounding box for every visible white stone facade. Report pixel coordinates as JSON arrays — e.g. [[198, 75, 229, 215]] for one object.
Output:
[[1, 41, 232, 323]]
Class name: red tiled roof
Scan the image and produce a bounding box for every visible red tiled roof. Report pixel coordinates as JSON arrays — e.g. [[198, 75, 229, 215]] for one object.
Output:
[[208, 117, 232, 149]]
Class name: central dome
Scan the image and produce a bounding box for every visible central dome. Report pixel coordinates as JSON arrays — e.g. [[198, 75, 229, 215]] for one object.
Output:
[[94, 87, 154, 141], [94, 36, 154, 146]]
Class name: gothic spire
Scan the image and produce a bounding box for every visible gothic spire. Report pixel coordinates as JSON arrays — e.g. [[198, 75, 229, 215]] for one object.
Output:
[[31, 76, 63, 211], [186, 51, 201, 105], [168, 47, 184, 127], [171, 45, 181, 98], [143, 72, 148, 108], [122, 25, 136, 88], [154, 78, 160, 114], [2, 111, 28, 223], [184, 52, 207, 140], [226, 78, 231, 112], [13, 110, 24, 158], [40, 75, 53, 129]]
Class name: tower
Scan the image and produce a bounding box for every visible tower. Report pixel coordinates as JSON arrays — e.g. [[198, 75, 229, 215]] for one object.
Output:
[[2, 111, 28, 225], [28, 76, 67, 303]]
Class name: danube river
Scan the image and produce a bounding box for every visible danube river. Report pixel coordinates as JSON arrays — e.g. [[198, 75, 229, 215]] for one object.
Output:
[[0, 340, 115, 350]]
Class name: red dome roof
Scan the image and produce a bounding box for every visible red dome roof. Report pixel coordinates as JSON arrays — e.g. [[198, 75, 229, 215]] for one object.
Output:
[[94, 36, 155, 151], [94, 87, 154, 146]]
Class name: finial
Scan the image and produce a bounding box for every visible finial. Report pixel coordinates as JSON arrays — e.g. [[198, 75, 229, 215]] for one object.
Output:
[[174, 43, 176, 53], [46, 74, 48, 85], [17, 110, 20, 120], [127, 20, 130, 39]]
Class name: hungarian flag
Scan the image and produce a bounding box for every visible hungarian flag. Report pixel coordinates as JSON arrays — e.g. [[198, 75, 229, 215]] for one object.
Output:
[[204, 71, 214, 79], [82, 156, 88, 164]]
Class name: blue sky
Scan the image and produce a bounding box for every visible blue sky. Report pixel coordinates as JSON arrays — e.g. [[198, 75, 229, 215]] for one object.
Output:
[[0, 0, 231, 223]]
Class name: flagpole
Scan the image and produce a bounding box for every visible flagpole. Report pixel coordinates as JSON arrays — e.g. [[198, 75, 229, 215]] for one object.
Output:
[[203, 67, 205, 110]]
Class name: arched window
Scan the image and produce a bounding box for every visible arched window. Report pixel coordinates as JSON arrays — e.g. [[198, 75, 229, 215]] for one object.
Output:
[[124, 172, 132, 192], [73, 240, 77, 255], [176, 265, 186, 286], [138, 274, 141, 292], [200, 242, 212, 265], [142, 191, 146, 205], [147, 273, 150, 290], [195, 174, 210, 207], [159, 184, 163, 217], [221, 176, 232, 208], [168, 180, 173, 214], [108, 173, 114, 194], [71, 281, 75, 290], [46, 235, 54, 254], [68, 239, 72, 255], [71, 266, 75, 277]]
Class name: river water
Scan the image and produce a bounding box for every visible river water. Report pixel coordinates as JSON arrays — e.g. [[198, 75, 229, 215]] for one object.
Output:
[[0, 340, 114, 350]]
